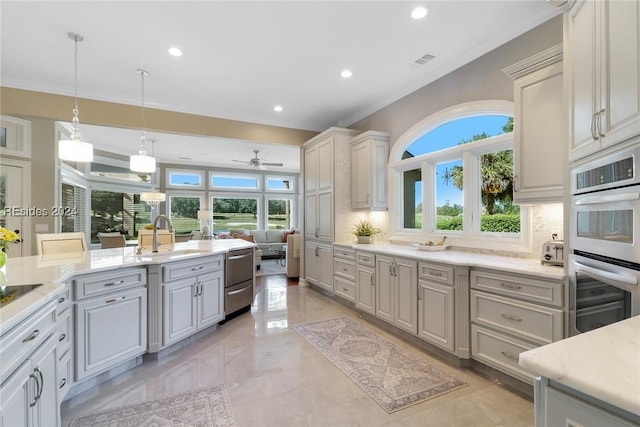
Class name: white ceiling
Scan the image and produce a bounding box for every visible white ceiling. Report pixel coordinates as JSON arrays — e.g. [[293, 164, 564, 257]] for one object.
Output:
[[1, 1, 558, 171]]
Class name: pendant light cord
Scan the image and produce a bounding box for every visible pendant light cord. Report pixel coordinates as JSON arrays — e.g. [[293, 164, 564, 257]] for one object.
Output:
[[138, 69, 149, 155], [68, 32, 83, 142]]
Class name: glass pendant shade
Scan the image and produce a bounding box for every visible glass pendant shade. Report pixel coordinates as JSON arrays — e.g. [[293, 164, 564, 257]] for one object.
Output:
[[130, 151, 156, 173]]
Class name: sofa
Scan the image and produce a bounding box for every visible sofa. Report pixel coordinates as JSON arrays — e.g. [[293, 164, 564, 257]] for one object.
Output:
[[248, 230, 294, 257]]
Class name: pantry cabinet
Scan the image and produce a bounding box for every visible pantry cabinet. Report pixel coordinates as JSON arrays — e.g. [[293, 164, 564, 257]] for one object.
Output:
[[565, 0, 640, 161], [350, 131, 389, 210], [375, 255, 417, 334], [504, 45, 565, 203]]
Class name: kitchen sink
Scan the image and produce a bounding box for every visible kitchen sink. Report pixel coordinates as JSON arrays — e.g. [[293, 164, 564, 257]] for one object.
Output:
[[134, 248, 205, 260]]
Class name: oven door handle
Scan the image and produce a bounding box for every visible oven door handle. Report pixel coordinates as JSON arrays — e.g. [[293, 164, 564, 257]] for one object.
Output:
[[574, 192, 640, 205], [575, 262, 638, 287], [228, 253, 252, 261]]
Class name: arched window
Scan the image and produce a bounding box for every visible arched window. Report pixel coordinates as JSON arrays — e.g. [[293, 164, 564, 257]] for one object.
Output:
[[389, 100, 530, 251]]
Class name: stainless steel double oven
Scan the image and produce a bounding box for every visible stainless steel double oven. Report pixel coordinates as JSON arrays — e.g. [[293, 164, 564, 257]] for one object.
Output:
[[569, 142, 640, 336]]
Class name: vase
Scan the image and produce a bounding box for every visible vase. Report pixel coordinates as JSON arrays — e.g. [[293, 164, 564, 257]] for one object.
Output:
[[357, 236, 371, 244], [0, 251, 5, 269]]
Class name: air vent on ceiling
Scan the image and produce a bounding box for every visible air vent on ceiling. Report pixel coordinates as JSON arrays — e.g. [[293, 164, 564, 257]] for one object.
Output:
[[414, 53, 436, 65]]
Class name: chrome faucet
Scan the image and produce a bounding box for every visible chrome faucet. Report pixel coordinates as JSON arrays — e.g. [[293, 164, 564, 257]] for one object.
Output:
[[152, 214, 174, 253]]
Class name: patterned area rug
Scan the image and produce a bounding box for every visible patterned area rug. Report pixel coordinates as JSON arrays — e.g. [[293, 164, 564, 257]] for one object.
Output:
[[294, 317, 467, 413], [69, 384, 236, 427]]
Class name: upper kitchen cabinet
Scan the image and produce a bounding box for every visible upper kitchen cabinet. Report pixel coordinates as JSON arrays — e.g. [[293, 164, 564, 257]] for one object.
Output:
[[565, 0, 640, 161], [303, 127, 359, 243], [351, 131, 390, 210], [504, 45, 566, 204]]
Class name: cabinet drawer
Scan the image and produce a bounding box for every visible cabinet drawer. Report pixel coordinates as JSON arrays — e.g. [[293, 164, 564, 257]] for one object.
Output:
[[56, 283, 71, 316], [74, 267, 147, 300], [356, 252, 375, 267], [56, 311, 71, 361], [334, 246, 356, 260], [163, 256, 222, 282], [471, 325, 536, 384], [334, 258, 356, 280], [471, 290, 563, 345], [419, 262, 454, 285], [0, 300, 56, 384], [334, 276, 355, 302], [470, 270, 563, 308]]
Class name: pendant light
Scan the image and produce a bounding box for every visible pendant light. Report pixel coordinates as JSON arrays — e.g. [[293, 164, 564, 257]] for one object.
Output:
[[140, 140, 165, 206], [130, 69, 156, 173], [58, 32, 94, 162]]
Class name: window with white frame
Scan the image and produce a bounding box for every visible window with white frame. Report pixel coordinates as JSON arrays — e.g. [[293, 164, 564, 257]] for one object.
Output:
[[60, 164, 89, 236], [390, 101, 528, 251], [211, 196, 259, 232], [168, 194, 203, 233], [167, 169, 205, 189], [265, 175, 294, 192], [211, 172, 260, 190]]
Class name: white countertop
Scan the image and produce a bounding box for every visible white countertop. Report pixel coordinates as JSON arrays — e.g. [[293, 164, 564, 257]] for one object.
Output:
[[519, 315, 640, 417], [334, 242, 565, 280], [0, 240, 255, 335]]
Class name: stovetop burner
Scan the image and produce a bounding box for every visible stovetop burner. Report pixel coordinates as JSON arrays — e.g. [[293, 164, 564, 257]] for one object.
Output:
[[0, 284, 44, 308]]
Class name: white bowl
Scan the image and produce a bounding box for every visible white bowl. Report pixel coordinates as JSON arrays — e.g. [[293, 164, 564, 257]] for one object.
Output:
[[415, 244, 449, 252]]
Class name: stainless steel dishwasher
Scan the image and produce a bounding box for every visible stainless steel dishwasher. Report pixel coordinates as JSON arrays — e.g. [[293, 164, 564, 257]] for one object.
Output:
[[225, 248, 255, 316]]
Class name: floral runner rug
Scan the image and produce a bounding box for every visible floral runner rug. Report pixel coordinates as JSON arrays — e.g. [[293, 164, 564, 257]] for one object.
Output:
[[294, 317, 468, 413], [69, 384, 236, 427]]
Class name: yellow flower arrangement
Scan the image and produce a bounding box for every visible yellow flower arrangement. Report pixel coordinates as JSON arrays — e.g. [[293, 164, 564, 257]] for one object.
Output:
[[0, 227, 21, 252]]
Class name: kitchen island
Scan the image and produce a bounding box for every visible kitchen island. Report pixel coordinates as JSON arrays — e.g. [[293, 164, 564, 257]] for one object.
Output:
[[519, 315, 640, 426]]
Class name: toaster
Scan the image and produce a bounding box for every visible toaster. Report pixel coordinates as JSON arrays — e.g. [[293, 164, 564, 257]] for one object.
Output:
[[541, 238, 564, 266]]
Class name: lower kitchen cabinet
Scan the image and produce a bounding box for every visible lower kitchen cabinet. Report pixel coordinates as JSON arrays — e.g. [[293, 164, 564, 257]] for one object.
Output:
[[163, 271, 223, 346], [375, 255, 417, 334], [333, 246, 356, 302], [305, 242, 333, 292], [75, 286, 147, 381], [0, 301, 59, 427], [418, 280, 455, 352], [356, 263, 376, 315]]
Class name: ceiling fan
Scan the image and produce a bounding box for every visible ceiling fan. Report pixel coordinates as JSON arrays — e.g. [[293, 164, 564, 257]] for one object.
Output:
[[232, 149, 283, 168]]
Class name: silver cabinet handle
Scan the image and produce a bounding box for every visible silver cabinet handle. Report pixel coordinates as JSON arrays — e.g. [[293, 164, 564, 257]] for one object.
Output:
[[59, 378, 67, 389], [361, 257, 369, 263], [315, 246, 319, 257], [501, 351, 519, 361], [370, 274, 375, 287], [315, 228, 319, 238], [198, 282, 203, 296], [105, 280, 125, 287], [591, 110, 599, 140], [58, 333, 66, 342], [190, 265, 204, 271], [342, 287, 349, 292], [58, 297, 66, 304], [193, 283, 199, 298], [596, 108, 606, 137], [23, 329, 40, 342], [105, 296, 126, 303], [501, 313, 522, 322], [34, 368, 44, 403], [342, 268, 349, 272], [500, 282, 521, 290], [228, 287, 250, 296], [29, 372, 39, 407], [417, 285, 422, 301], [429, 271, 443, 277]]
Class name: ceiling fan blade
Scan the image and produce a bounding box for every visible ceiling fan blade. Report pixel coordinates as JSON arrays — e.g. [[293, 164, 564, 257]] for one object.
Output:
[[261, 162, 283, 167], [231, 159, 250, 163]]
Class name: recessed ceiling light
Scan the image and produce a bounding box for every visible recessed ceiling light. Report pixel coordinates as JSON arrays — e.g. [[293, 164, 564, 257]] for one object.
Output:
[[168, 47, 183, 57], [411, 6, 428, 20], [274, 105, 283, 112], [341, 69, 353, 79]]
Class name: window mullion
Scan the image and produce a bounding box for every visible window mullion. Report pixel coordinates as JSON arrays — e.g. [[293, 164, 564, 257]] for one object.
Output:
[[463, 151, 477, 236]]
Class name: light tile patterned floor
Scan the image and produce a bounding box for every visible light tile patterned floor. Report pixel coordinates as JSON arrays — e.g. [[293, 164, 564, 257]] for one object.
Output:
[[61, 276, 534, 427]]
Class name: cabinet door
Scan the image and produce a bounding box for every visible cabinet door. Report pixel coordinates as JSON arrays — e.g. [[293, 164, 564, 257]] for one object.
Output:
[[602, 0, 640, 148], [418, 280, 455, 352], [0, 361, 31, 427], [317, 138, 334, 191], [317, 191, 333, 241], [356, 265, 376, 315], [568, 0, 600, 157], [197, 271, 224, 329], [513, 60, 565, 203], [351, 141, 370, 209], [394, 257, 417, 334], [304, 146, 318, 193], [76, 287, 147, 380], [317, 245, 334, 293], [305, 194, 317, 239], [375, 255, 395, 324], [304, 243, 320, 284], [163, 278, 197, 346], [30, 334, 58, 427]]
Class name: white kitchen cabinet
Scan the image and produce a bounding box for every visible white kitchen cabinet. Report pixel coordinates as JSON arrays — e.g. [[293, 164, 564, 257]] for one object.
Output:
[[305, 242, 333, 293], [303, 128, 360, 287], [375, 255, 417, 334], [0, 301, 59, 427], [333, 246, 356, 302], [75, 285, 147, 381], [504, 45, 566, 203], [161, 257, 224, 347], [470, 269, 564, 384], [565, 0, 640, 161], [54, 284, 72, 402], [535, 378, 638, 427], [355, 252, 376, 315], [417, 262, 456, 352], [350, 131, 389, 210]]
